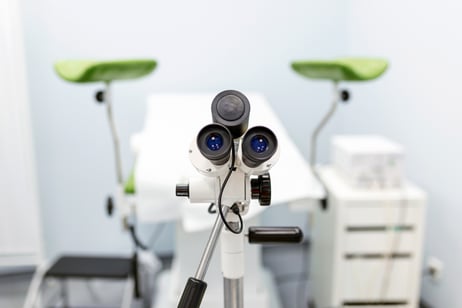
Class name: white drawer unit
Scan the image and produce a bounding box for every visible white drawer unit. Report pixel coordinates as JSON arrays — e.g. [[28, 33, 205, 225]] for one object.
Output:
[[310, 167, 425, 308]]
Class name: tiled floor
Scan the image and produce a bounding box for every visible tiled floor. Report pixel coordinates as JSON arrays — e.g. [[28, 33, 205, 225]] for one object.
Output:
[[0, 271, 32, 308], [0, 244, 310, 308]]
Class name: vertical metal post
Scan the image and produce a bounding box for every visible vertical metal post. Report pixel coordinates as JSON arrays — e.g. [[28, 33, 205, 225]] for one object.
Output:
[[221, 214, 244, 308], [309, 82, 340, 169], [224, 278, 243, 308], [104, 81, 124, 185]]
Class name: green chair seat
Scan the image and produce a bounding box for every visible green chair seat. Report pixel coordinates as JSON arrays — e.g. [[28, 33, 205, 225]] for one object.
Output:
[[55, 59, 157, 83], [291, 57, 388, 82], [124, 169, 136, 195]]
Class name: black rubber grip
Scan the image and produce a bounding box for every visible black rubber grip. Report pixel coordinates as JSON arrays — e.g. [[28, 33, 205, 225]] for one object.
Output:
[[177, 277, 207, 308], [248, 226, 303, 244]]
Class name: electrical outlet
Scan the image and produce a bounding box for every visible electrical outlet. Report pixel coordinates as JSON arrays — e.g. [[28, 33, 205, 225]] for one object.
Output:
[[427, 256, 444, 282]]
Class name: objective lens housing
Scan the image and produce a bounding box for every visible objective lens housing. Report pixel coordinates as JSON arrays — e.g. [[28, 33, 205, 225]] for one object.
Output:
[[197, 124, 233, 166], [242, 126, 278, 168], [211, 90, 250, 139]]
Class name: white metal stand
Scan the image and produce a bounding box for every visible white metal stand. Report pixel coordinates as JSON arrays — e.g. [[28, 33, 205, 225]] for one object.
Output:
[[152, 214, 281, 308]]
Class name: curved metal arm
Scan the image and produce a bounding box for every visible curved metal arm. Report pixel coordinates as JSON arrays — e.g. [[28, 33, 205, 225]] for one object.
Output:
[[104, 81, 124, 185], [309, 82, 339, 169], [177, 206, 230, 308], [195, 206, 229, 280]]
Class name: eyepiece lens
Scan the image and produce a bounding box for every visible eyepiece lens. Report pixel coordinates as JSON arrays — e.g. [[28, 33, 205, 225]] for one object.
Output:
[[206, 133, 223, 151], [250, 135, 268, 153]]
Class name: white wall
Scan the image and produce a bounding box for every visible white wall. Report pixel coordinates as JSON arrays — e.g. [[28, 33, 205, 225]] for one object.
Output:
[[0, 0, 42, 268], [342, 1, 462, 307], [20, 0, 347, 257]]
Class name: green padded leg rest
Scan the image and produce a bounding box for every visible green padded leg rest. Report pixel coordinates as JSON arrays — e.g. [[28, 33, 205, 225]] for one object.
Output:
[[124, 168, 136, 195], [291, 57, 388, 82], [54, 59, 157, 83]]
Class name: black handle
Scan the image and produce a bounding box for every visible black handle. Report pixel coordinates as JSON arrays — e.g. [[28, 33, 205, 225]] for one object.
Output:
[[248, 227, 303, 244], [178, 277, 207, 308]]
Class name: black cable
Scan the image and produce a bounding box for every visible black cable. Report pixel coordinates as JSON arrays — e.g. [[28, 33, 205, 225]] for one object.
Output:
[[128, 225, 148, 250], [208, 203, 217, 214], [217, 145, 243, 234], [230, 203, 244, 233]]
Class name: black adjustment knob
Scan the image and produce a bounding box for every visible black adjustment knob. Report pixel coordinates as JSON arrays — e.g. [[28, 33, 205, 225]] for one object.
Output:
[[340, 89, 350, 102], [95, 90, 105, 103], [176, 184, 190, 197], [248, 226, 303, 244], [106, 196, 114, 216], [251, 173, 271, 206]]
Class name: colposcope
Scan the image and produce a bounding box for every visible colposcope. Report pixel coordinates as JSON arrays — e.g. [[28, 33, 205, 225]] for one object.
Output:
[[176, 90, 303, 308]]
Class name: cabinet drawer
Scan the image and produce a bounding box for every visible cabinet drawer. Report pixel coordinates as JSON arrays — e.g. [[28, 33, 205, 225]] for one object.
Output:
[[345, 206, 421, 227], [342, 258, 412, 301], [344, 231, 416, 254]]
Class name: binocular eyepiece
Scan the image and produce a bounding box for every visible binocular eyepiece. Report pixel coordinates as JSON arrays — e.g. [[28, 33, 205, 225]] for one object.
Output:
[[241, 126, 278, 168], [197, 124, 233, 166], [195, 90, 278, 170]]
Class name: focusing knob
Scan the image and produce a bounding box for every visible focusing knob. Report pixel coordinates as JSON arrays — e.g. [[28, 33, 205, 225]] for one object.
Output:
[[95, 90, 105, 103], [251, 173, 271, 206]]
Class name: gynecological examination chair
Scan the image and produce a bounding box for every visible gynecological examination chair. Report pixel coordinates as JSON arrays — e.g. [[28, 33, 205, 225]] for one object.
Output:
[[24, 59, 158, 308]]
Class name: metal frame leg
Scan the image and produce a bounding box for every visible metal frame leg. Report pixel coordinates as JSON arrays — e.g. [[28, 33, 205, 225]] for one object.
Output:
[[59, 278, 69, 308], [23, 262, 49, 308], [121, 277, 134, 308], [309, 82, 340, 169], [104, 81, 124, 186]]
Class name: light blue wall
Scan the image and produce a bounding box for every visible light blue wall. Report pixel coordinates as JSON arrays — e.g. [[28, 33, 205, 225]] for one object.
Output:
[[21, 1, 461, 306], [20, 0, 347, 258], [341, 1, 462, 307]]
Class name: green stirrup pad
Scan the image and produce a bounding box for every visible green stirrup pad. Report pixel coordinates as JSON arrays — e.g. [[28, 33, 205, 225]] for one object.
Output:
[[124, 169, 136, 195], [54, 59, 157, 83], [291, 57, 388, 81]]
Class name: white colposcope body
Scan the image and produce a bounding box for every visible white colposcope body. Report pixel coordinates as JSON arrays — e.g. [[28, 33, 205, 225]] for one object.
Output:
[[133, 93, 325, 308], [176, 90, 285, 308]]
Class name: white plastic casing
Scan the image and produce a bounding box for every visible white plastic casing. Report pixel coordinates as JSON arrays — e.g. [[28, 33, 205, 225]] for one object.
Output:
[[189, 139, 230, 177], [187, 171, 251, 215], [332, 135, 404, 189], [221, 213, 245, 279], [188, 177, 219, 203]]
